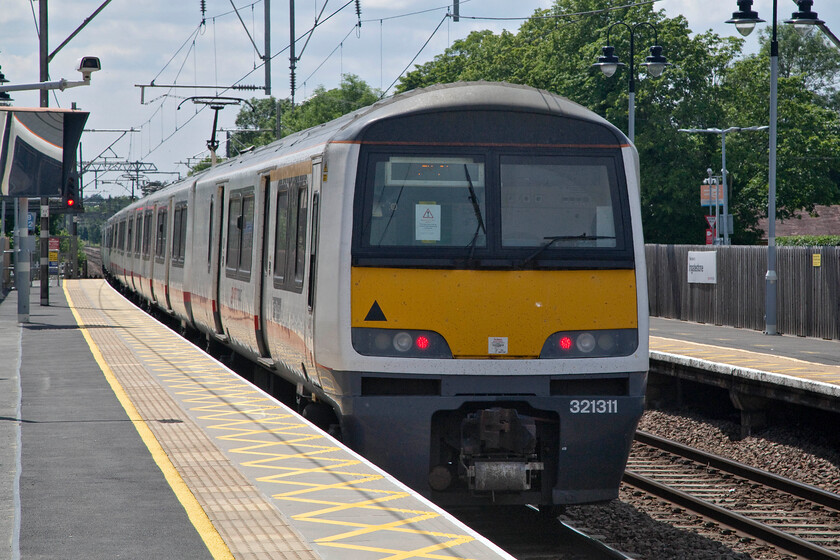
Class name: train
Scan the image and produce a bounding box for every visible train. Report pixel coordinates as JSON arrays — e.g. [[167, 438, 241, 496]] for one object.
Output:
[[102, 81, 649, 509]]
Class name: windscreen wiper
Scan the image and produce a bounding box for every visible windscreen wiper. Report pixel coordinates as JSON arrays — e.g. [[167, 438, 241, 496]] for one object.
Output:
[[519, 233, 616, 267], [464, 164, 486, 259]]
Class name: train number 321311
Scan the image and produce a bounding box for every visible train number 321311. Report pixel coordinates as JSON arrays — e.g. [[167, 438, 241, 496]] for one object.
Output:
[[570, 399, 618, 414]]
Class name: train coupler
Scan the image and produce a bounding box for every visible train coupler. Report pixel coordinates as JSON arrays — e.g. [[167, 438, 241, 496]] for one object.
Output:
[[460, 408, 544, 492], [466, 460, 544, 492]]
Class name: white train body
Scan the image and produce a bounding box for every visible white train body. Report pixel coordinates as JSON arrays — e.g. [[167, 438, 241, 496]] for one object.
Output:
[[104, 82, 649, 508]]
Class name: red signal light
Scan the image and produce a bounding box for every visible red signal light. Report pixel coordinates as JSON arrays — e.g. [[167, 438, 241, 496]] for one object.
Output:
[[559, 336, 573, 351], [66, 198, 75, 207], [415, 335, 430, 350]]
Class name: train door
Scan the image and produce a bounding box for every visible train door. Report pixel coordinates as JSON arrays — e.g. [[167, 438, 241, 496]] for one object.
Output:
[[303, 158, 322, 371], [255, 173, 273, 365], [150, 202, 159, 304], [211, 183, 226, 336], [127, 213, 136, 291], [164, 197, 174, 311]]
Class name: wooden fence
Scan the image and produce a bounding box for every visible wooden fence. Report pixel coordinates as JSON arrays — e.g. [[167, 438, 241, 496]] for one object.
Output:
[[645, 245, 840, 340]]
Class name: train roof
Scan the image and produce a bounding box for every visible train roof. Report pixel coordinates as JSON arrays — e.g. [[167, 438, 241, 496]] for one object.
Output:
[[119, 82, 627, 207], [216, 81, 626, 166], [330, 81, 625, 141]]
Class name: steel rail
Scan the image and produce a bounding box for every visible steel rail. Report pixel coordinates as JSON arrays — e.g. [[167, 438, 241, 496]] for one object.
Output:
[[626, 430, 840, 560], [622, 470, 840, 560], [635, 430, 840, 510]]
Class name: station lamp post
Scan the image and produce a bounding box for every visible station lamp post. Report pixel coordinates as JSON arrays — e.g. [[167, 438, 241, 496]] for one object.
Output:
[[725, 0, 823, 335], [678, 125, 769, 245], [592, 21, 670, 143]]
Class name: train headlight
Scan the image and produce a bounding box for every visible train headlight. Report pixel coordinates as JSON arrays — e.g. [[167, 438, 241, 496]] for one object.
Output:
[[393, 332, 414, 352], [352, 328, 453, 358], [576, 332, 597, 353], [540, 329, 637, 358]]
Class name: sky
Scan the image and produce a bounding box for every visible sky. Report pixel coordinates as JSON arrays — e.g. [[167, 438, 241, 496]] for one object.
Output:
[[2, 0, 839, 199]]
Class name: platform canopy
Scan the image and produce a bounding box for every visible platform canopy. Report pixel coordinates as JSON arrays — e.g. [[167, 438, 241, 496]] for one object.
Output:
[[0, 107, 88, 197]]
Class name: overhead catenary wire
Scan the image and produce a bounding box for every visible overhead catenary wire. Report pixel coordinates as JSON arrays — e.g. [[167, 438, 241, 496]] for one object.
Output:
[[140, 0, 357, 161], [129, 0, 668, 178], [382, 14, 448, 97]]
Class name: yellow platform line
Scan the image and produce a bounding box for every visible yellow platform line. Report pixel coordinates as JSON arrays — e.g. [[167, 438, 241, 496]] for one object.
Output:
[[63, 283, 234, 560]]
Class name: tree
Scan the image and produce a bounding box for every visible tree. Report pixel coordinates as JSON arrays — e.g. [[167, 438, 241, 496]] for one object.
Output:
[[228, 75, 381, 158], [229, 97, 291, 156], [397, 0, 744, 243], [767, 25, 840, 110], [395, 0, 840, 244], [281, 74, 380, 133], [715, 45, 840, 240], [188, 156, 222, 176]]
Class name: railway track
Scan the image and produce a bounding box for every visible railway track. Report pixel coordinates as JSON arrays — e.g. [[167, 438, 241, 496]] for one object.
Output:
[[624, 430, 840, 560], [83, 246, 102, 278]]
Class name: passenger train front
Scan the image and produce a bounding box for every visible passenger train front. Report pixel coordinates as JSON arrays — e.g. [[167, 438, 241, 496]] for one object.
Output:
[[103, 82, 649, 509]]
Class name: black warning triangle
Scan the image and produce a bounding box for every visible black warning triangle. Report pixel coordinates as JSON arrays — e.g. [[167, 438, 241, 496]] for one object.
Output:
[[364, 301, 387, 322]]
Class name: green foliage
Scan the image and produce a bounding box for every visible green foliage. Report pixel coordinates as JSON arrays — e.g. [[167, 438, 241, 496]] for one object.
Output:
[[393, 0, 840, 245], [73, 195, 134, 246], [777, 235, 840, 246], [229, 75, 381, 158], [281, 75, 380, 133], [230, 97, 288, 155], [188, 156, 222, 175]]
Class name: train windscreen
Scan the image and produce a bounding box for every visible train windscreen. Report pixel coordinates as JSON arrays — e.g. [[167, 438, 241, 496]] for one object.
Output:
[[354, 148, 632, 268]]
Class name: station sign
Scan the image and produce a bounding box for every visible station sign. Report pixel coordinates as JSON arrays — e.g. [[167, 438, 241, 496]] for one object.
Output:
[[688, 251, 717, 284], [49, 237, 59, 271], [700, 183, 723, 207]]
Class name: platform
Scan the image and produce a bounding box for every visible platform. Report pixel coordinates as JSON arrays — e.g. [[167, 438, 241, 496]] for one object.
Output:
[[1, 280, 515, 560], [650, 317, 840, 395]]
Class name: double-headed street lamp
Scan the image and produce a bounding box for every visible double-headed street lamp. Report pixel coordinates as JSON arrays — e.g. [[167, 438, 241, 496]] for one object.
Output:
[[679, 125, 769, 245], [725, 0, 823, 335], [593, 22, 670, 142]]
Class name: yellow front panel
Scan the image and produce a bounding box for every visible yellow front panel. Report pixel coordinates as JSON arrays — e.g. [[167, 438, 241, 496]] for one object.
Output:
[[351, 268, 638, 358]]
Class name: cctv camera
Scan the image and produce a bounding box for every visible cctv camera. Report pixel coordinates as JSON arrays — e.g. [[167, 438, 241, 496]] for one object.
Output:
[[76, 57, 101, 80]]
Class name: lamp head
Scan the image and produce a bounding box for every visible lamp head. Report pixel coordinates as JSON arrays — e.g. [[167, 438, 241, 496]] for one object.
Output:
[[785, 0, 824, 36], [593, 45, 623, 78], [725, 0, 764, 37], [641, 45, 670, 78]]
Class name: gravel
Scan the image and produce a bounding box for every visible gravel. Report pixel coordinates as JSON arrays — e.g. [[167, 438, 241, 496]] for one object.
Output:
[[559, 407, 840, 560]]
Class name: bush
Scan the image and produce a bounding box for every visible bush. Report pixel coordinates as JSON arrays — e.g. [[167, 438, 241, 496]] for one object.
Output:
[[777, 235, 840, 246]]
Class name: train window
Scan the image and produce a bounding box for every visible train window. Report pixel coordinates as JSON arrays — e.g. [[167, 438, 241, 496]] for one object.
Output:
[[207, 197, 214, 269], [273, 189, 289, 283], [239, 195, 254, 274], [155, 208, 168, 262], [171, 203, 187, 267], [226, 195, 242, 275], [225, 190, 253, 280], [363, 155, 486, 248], [172, 206, 182, 264], [499, 155, 618, 249], [134, 213, 143, 257], [142, 210, 153, 259], [354, 147, 632, 268], [307, 193, 319, 310], [127, 217, 134, 257], [293, 185, 308, 286]]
